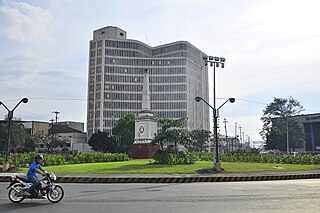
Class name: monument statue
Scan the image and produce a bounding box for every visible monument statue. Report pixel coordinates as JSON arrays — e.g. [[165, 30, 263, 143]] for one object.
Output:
[[131, 69, 159, 158]]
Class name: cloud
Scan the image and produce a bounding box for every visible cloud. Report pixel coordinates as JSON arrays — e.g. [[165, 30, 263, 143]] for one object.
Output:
[[0, 0, 53, 42]]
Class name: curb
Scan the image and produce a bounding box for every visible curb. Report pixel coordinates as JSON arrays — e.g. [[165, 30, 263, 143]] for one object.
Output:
[[1, 173, 320, 183]]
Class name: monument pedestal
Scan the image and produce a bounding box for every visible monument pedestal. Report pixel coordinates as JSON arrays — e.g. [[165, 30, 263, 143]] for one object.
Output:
[[131, 143, 160, 159]]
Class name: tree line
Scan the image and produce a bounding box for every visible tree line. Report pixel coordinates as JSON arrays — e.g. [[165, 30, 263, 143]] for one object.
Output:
[[0, 96, 307, 156], [88, 114, 211, 154]]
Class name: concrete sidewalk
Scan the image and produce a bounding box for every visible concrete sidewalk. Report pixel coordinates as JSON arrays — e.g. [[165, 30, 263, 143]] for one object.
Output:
[[1, 170, 320, 183]]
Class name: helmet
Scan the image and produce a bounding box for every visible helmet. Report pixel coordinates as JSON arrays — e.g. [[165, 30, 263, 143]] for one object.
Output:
[[35, 154, 43, 161]]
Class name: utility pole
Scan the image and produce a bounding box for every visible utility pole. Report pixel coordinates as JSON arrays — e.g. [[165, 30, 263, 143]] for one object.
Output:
[[234, 122, 237, 151], [49, 119, 54, 140], [242, 132, 245, 148], [52, 111, 60, 139], [52, 111, 60, 124], [238, 125, 242, 148], [223, 118, 228, 152]]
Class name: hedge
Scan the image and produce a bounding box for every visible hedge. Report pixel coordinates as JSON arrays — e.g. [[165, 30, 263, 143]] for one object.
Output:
[[8, 151, 129, 168], [198, 150, 320, 165], [154, 150, 198, 164]]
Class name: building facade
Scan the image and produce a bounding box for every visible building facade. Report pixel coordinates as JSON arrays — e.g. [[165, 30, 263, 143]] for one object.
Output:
[[292, 113, 320, 153], [20, 120, 90, 153], [87, 26, 209, 138]]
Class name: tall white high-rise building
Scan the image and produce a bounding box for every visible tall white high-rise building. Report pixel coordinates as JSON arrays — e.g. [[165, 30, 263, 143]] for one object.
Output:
[[87, 26, 209, 138]]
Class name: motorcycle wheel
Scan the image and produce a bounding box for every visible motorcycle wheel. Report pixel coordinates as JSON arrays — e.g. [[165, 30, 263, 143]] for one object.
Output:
[[47, 185, 64, 203], [8, 185, 25, 203]]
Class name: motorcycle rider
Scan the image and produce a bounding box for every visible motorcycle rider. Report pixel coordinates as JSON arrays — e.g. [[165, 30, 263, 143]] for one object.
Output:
[[25, 154, 47, 197]]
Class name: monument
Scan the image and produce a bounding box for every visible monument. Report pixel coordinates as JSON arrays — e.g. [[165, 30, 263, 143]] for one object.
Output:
[[131, 69, 159, 158]]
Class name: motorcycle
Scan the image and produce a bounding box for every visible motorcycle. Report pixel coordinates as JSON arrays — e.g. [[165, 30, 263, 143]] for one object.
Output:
[[7, 172, 64, 203]]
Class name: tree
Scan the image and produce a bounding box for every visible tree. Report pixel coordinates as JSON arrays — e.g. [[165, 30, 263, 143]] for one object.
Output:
[[22, 136, 37, 153], [152, 118, 194, 154], [0, 120, 28, 154], [260, 97, 304, 152], [10, 122, 28, 153], [112, 113, 135, 153], [190, 129, 211, 152], [0, 123, 6, 154], [33, 132, 67, 153], [88, 131, 119, 153]]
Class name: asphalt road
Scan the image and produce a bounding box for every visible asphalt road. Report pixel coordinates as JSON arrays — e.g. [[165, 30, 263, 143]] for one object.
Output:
[[0, 179, 319, 213]]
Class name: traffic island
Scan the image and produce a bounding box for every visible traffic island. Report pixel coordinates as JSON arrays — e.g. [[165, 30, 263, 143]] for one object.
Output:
[[1, 171, 320, 183]]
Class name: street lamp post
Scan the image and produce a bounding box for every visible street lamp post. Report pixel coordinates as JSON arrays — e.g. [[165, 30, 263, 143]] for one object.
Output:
[[0, 98, 28, 171], [195, 96, 235, 172], [286, 116, 290, 155]]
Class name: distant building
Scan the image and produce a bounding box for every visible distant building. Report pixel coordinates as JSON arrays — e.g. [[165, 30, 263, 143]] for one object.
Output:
[[50, 124, 90, 154], [291, 113, 320, 153], [87, 26, 209, 138], [19, 121, 50, 136], [252, 141, 265, 150], [210, 134, 241, 153], [17, 120, 90, 153], [270, 113, 320, 153]]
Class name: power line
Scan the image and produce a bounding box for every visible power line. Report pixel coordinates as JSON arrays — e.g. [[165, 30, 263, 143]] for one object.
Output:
[[235, 98, 268, 105], [30, 97, 87, 101], [2, 97, 320, 112]]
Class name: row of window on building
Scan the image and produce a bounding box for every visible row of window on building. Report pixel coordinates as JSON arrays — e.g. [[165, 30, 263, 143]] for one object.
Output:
[[90, 111, 188, 126], [90, 92, 187, 103], [101, 75, 186, 84], [100, 101, 187, 110], [90, 40, 188, 55], [90, 66, 187, 76], [90, 57, 187, 67], [104, 57, 186, 67], [88, 83, 187, 95], [104, 66, 186, 75]]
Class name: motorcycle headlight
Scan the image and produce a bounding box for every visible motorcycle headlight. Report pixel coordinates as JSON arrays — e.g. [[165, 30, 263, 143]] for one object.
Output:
[[49, 173, 57, 180]]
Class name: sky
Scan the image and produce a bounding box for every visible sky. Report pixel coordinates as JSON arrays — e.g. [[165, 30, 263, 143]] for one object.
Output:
[[0, 0, 319, 141]]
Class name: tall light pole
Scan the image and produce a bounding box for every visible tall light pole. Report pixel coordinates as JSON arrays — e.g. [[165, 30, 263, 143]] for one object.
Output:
[[195, 96, 235, 172], [286, 117, 290, 155], [239, 125, 242, 148], [201, 55, 227, 171], [0, 98, 28, 171], [234, 122, 237, 151]]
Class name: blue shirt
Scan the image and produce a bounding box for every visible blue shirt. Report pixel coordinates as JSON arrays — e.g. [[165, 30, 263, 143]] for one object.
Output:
[[27, 162, 42, 178]]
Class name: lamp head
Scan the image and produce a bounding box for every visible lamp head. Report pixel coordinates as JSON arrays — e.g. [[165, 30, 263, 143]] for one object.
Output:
[[22, 98, 28, 103], [195, 97, 202, 102], [229, 98, 235, 103]]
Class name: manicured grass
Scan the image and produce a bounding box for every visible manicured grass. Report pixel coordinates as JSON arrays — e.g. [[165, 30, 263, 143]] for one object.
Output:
[[18, 160, 320, 174]]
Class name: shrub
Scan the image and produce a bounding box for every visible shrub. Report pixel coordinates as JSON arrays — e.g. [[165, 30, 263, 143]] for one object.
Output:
[[9, 151, 37, 167], [154, 150, 198, 164], [43, 154, 66, 166], [69, 152, 129, 164], [198, 150, 320, 165], [7, 151, 129, 168]]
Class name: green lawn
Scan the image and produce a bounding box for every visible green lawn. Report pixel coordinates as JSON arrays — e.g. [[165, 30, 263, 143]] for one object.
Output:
[[18, 160, 320, 174]]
